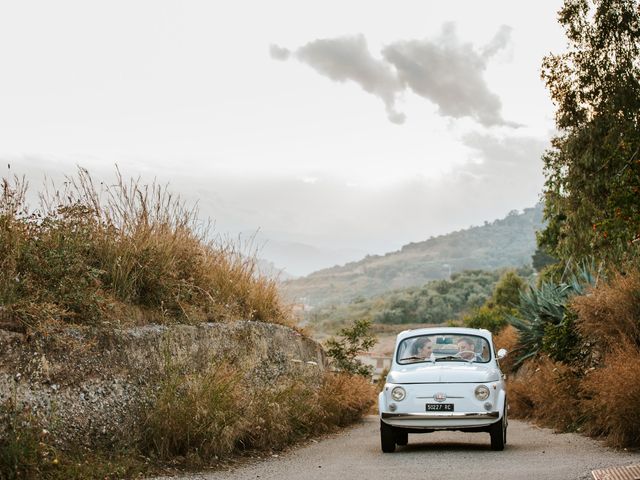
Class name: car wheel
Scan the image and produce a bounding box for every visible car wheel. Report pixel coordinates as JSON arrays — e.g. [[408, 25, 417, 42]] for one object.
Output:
[[380, 420, 396, 453], [490, 409, 507, 451], [395, 429, 408, 446]]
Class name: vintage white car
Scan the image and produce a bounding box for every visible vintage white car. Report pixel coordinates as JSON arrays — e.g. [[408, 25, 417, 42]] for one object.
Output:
[[378, 327, 508, 452]]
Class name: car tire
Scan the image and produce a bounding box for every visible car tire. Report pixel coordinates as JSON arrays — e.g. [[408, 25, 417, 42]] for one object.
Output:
[[395, 429, 408, 446], [380, 420, 396, 453], [490, 409, 507, 451]]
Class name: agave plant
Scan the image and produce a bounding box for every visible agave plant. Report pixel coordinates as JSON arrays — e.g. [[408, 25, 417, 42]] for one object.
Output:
[[509, 260, 600, 366]]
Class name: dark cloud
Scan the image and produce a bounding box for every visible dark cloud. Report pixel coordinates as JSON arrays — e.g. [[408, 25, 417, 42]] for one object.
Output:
[[273, 24, 515, 126]]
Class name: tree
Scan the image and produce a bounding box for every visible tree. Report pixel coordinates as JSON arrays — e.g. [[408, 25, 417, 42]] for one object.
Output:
[[539, 0, 640, 267], [492, 270, 526, 308], [532, 246, 559, 273]]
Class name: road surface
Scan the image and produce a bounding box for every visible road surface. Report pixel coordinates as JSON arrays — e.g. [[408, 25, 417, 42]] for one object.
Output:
[[152, 416, 639, 480]]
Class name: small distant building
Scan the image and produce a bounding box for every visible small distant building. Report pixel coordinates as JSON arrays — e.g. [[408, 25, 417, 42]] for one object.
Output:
[[357, 353, 392, 383]]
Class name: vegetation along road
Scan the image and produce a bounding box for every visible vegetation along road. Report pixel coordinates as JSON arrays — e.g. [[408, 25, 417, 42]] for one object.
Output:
[[152, 416, 639, 480]]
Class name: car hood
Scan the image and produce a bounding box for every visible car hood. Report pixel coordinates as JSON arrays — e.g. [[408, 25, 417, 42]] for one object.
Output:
[[387, 363, 501, 384]]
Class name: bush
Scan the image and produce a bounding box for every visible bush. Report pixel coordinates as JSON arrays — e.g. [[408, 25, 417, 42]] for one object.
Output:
[[580, 342, 640, 447], [141, 361, 375, 466], [462, 305, 511, 334], [141, 361, 246, 461], [324, 319, 377, 376], [507, 266, 640, 448], [0, 168, 290, 330], [492, 270, 525, 308], [572, 270, 640, 351], [509, 261, 598, 366], [507, 357, 582, 431]]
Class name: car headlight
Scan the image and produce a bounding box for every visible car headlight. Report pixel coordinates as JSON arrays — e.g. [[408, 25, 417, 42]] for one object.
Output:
[[391, 386, 406, 401], [475, 385, 490, 401]]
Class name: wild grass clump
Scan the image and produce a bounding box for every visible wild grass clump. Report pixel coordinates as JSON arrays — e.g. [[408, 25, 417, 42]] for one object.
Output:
[[571, 270, 640, 350], [580, 342, 640, 447], [317, 372, 377, 427], [141, 361, 246, 461], [507, 357, 582, 430], [0, 168, 291, 329], [1, 362, 376, 477], [141, 362, 376, 467]]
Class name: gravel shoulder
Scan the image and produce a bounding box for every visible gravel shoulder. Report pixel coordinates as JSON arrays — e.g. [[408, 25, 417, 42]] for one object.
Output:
[[150, 416, 639, 480]]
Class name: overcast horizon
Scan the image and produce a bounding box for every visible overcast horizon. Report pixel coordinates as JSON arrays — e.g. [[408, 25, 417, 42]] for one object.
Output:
[[0, 1, 565, 276]]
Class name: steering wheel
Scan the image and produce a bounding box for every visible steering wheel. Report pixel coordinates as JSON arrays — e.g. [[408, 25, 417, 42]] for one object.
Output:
[[455, 350, 476, 360]]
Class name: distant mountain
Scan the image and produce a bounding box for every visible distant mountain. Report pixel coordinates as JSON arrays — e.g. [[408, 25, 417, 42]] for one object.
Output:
[[281, 204, 544, 307], [258, 239, 367, 278], [256, 258, 296, 281]]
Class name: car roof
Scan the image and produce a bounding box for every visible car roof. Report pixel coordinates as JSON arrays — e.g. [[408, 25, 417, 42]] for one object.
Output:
[[395, 326, 493, 342]]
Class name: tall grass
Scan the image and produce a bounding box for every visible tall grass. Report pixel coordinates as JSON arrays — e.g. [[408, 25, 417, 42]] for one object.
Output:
[[0, 168, 290, 329], [507, 357, 582, 431], [580, 341, 640, 447], [141, 362, 376, 466], [571, 270, 640, 350]]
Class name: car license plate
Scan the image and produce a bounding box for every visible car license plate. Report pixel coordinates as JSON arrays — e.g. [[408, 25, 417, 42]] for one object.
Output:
[[426, 403, 454, 412]]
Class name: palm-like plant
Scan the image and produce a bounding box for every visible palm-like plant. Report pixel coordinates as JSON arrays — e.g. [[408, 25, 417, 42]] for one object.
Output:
[[509, 260, 600, 366]]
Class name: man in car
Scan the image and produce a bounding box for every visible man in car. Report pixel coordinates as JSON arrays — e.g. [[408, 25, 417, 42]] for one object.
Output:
[[456, 337, 482, 361]]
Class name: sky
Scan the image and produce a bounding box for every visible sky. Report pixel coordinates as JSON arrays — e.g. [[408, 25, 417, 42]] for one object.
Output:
[[0, 1, 566, 276]]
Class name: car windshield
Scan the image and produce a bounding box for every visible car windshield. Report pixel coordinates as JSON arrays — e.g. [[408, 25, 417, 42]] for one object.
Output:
[[396, 333, 491, 364]]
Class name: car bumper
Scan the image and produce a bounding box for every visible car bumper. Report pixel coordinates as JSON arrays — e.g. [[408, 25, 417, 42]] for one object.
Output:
[[381, 411, 499, 421]]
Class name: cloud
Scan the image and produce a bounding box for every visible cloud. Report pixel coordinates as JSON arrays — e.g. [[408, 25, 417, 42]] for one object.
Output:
[[481, 25, 513, 60], [2, 136, 546, 276], [274, 36, 405, 124], [272, 24, 515, 126], [383, 23, 516, 127], [269, 44, 291, 61]]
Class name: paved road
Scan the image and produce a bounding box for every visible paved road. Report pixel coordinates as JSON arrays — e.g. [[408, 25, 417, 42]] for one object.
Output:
[[153, 416, 639, 480]]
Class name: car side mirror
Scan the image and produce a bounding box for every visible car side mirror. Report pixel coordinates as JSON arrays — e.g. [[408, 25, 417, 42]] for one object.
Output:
[[496, 348, 507, 360]]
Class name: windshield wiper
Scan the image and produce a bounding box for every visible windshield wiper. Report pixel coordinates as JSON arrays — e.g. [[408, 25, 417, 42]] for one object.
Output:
[[400, 356, 425, 362], [435, 355, 465, 362], [435, 355, 475, 363]]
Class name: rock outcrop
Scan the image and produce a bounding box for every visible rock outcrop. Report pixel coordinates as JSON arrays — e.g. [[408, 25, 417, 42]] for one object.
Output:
[[0, 321, 325, 450]]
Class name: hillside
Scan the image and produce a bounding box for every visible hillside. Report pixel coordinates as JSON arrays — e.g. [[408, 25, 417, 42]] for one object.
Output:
[[282, 204, 543, 307]]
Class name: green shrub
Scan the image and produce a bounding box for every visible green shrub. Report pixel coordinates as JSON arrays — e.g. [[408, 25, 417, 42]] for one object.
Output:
[[462, 305, 511, 334], [509, 261, 599, 365], [324, 318, 377, 376]]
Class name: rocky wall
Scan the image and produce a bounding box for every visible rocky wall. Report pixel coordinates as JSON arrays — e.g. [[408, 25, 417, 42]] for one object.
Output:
[[0, 321, 325, 450]]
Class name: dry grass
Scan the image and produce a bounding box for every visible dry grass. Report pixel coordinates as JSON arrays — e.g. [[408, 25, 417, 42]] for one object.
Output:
[[317, 373, 377, 427], [2, 363, 375, 477], [142, 365, 376, 467], [141, 361, 247, 461], [571, 270, 640, 350], [0, 168, 292, 330], [580, 341, 640, 447], [507, 356, 582, 431], [493, 325, 519, 373]]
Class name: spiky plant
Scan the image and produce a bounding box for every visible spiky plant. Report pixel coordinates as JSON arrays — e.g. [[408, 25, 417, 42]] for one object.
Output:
[[509, 260, 600, 366]]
